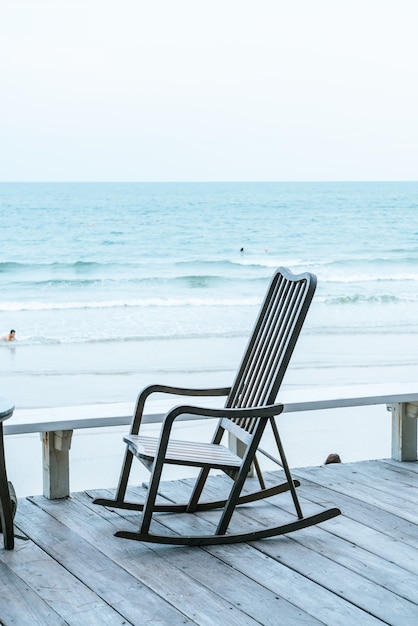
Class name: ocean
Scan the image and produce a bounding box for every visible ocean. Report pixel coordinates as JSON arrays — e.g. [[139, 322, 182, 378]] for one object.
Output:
[[2, 181, 418, 494]]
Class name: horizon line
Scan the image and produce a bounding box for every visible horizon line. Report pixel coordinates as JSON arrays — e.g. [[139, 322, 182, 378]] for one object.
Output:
[[1, 180, 418, 184]]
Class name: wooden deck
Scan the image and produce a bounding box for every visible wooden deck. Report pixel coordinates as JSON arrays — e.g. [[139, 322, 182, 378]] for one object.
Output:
[[1, 459, 418, 625]]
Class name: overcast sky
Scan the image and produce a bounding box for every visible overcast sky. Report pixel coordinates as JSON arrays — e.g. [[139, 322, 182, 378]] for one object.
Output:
[[1, 0, 417, 182]]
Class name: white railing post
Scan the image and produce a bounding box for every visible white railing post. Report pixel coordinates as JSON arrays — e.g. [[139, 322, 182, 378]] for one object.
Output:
[[42, 430, 73, 499], [389, 402, 418, 461]]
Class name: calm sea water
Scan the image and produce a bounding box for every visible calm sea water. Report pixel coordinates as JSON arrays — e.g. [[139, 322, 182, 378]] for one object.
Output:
[[1, 181, 418, 408]]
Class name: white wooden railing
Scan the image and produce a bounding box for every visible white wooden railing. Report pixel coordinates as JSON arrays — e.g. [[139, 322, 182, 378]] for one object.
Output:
[[4, 383, 418, 499]]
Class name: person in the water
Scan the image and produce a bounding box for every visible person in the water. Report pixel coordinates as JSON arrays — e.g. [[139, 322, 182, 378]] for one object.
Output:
[[1, 329, 16, 342]]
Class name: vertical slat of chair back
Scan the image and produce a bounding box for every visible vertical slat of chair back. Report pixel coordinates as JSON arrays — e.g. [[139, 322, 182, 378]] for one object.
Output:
[[226, 268, 316, 426]]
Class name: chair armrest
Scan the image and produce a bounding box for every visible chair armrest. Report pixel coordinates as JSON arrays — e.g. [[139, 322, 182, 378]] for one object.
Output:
[[140, 384, 231, 398], [130, 384, 231, 434], [162, 402, 285, 429]]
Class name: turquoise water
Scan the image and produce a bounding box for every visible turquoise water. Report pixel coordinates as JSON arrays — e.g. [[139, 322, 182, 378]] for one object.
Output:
[[1, 181, 418, 408]]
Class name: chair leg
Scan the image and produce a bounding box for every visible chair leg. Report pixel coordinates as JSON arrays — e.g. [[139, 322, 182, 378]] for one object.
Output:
[[187, 467, 211, 512], [115, 448, 135, 502], [270, 417, 303, 519], [253, 455, 266, 490], [216, 423, 266, 535], [187, 423, 226, 512], [137, 430, 172, 535]]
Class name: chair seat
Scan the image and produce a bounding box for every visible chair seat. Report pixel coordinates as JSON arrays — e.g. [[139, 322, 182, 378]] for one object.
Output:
[[124, 435, 242, 470]]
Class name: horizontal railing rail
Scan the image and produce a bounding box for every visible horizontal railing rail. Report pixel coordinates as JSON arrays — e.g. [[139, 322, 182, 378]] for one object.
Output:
[[4, 382, 418, 499]]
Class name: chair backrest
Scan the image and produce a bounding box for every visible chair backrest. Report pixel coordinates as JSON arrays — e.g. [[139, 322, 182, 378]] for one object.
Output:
[[226, 268, 316, 421]]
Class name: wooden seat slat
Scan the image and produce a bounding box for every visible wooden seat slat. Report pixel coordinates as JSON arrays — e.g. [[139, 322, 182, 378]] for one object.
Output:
[[125, 435, 242, 469]]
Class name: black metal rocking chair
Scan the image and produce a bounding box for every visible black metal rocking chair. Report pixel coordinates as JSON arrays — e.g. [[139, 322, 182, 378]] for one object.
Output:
[[94, 267, 341, 545]]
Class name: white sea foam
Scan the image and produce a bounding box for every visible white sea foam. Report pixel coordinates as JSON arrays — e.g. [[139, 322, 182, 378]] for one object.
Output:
[[1, 296, 262, 312]]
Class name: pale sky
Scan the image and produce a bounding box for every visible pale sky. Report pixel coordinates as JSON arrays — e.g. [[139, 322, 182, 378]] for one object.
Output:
[[1, 0, 417, 181]]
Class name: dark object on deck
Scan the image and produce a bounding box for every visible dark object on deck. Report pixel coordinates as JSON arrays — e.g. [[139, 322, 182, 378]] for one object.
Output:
[[94, 268, 341, 545], [325, 453, 342, 464]]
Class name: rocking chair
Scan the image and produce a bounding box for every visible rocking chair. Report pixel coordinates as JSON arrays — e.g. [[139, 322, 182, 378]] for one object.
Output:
[[94, 267, 341, 545]]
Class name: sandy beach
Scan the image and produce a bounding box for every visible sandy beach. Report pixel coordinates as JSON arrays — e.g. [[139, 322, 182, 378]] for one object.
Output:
[[3, 331, 418, 409]]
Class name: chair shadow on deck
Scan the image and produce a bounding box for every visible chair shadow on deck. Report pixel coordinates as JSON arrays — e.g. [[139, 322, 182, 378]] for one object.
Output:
[[94, 267, 341, 545]]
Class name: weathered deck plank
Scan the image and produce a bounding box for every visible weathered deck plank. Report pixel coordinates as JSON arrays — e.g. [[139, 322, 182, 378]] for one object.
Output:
[[321, 461, 418, 502], [0, 560, 67, 625], [155, 479, 385, 626], [24, 492, 261, 626], [165, 475, 418, 625], [292, 472, 418, 552], [294, 463, 418, 524], [77, 489, 318, 626], [0, 511, 131, 626], [13, 499, 194, 626], [207, 476, 418, 621], [1, 459, 417, 626]]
